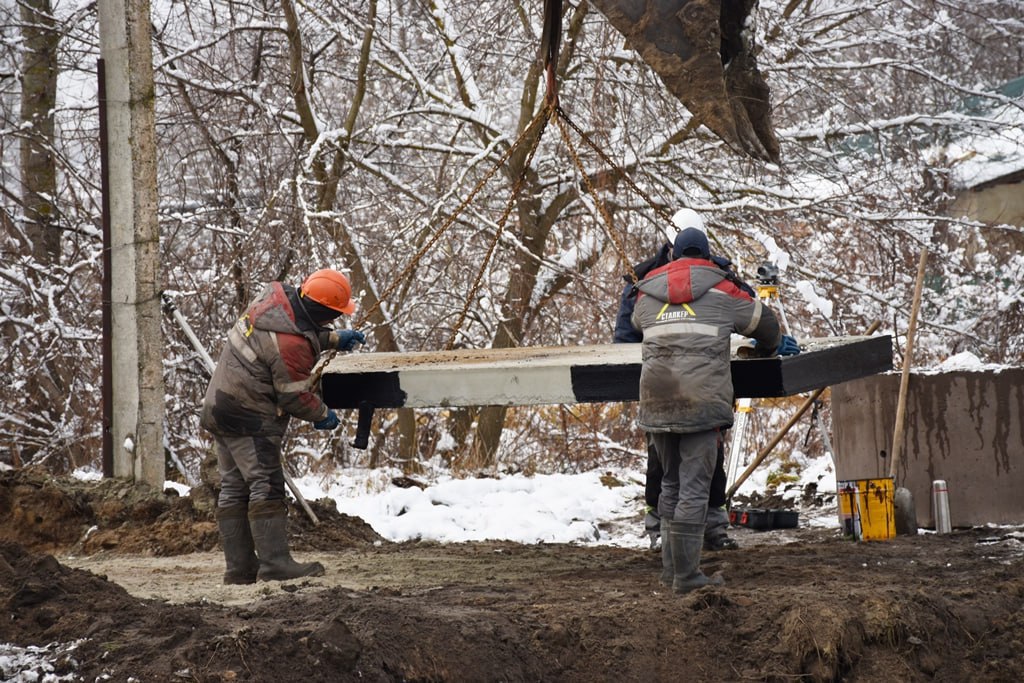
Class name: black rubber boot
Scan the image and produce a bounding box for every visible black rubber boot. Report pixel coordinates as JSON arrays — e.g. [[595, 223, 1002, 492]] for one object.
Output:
[[659, 518, 673, 586], [704, 534, 739, 551], [248, 500, 325, 581], [669, 521, 725, 594], [215, 504, 259, 585], [704, 506, 738, 551]]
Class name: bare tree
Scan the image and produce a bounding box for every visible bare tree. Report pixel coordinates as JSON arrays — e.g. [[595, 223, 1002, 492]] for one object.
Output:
[[19, 0, 60, 263], [1, 1, 105, 469], [6, 0, 1021, 478]]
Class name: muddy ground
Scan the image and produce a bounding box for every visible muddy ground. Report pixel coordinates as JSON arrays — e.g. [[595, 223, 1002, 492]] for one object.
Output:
[[2, 467, 1023, 682]]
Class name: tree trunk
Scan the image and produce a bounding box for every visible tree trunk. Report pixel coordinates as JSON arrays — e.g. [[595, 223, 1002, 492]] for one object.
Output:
[[471, 163, 558, 466], [280, 0, 420, 468], [466, 2, 595, 468], [14, 0, 64, 464], [19, 0, 61, 264]]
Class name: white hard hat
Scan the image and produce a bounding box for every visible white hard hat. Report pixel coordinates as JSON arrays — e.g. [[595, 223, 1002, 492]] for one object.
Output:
[[672, 208, 705, 231], [663, 208, 705, 243]]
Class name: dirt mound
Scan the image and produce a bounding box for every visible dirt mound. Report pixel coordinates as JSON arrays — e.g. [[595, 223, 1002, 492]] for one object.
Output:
[[0, 468, 94, 553], [289, 496, 386, 550], [5, 531, 1024, 681], [0, 540, 365, 680], [0, 468, 382, 557], [3, 470, 1024, 682], [0, 539, 558, 681]]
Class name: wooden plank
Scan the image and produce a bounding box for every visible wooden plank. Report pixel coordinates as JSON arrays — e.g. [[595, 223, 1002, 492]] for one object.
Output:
[[321, 335, 892, 410]]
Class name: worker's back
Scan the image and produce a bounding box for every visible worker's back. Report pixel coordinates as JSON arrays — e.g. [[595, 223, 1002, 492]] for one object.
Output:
[[630, 258, 780, 433]]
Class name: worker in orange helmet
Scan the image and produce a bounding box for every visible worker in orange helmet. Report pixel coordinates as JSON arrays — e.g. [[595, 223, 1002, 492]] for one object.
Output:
[[201, 269, 365, 584]]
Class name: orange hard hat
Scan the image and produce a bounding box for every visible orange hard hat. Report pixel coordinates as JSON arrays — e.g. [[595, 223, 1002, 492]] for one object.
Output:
[[300, 269, 356, 315]]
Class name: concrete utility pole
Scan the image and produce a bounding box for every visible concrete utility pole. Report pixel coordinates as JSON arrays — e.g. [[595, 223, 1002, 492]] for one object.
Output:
[[98, 0, 164, 488]]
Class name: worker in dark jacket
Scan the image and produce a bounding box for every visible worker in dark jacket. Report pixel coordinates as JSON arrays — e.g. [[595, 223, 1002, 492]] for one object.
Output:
[[614, 210, 751, 552], [631, 226, 799, 593], [201, 269, 366, 584]]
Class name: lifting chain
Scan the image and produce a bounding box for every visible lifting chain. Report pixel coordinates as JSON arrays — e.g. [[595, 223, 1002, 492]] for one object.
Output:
[[321, 0, 685, 377], [554, 105, 695, 281], [551, 107, 639, 284], [310, 106, 551, 384], [555, 105, 731, 265]]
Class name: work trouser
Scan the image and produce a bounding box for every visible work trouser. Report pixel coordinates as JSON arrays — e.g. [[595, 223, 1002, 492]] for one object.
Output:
[[652, 429, 719, 526], [215, 433, 287, 507], [707, 443, 728, 509], [646, 431, 728, 510]]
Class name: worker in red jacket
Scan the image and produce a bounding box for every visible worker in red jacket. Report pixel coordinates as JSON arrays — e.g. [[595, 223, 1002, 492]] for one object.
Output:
[[631, 227, 799, 593], [201, 269, 365, 584], [614, 210, 752, 553]]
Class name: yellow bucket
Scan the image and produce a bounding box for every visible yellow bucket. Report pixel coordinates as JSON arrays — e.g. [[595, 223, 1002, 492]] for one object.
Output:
[[837, 478, 896, 541]]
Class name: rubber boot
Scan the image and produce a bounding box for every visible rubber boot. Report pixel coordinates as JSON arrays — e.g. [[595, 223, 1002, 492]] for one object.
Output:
[[669, 521, 725, 594], [659, 518, 673, 586], [216, 504, 260, 585], [248, 500, 325, 581], [645, 507, 662, 551], [704, 506, 738, 551]]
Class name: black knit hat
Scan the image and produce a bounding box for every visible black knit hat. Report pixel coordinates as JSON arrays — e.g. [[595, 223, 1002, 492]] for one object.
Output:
[[673, 227, 710, 260]]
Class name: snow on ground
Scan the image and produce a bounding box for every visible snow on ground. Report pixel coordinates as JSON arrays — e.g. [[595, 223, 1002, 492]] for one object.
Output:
[[0, 641, 84, 683], [297, 466, 650, 547], [285, 453, 842, 548], [78, 452, 844, 550], [0, 460, 840, 680]]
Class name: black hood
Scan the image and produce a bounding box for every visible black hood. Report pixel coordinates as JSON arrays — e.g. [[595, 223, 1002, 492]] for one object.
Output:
[[285, 284, 339, 331]]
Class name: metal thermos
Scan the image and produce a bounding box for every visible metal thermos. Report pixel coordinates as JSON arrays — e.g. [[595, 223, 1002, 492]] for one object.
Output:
[[931, 479, 952, 534]]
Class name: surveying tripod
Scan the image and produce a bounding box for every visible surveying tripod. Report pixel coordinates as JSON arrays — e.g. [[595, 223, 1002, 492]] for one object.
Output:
[[724, 262, 790, 492]]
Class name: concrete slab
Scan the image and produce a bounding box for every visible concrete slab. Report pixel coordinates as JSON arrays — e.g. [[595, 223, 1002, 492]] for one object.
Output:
[[832, 369, 1024, 527], [321, 335, 892, 409]]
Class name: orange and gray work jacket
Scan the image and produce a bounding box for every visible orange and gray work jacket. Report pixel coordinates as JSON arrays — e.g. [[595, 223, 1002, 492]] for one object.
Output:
[[201, 282, 330, 437], [630, 258, 782, 434]]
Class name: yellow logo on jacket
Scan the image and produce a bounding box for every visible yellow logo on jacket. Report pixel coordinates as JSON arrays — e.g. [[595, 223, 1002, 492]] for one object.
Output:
[[656, 302, 696, 320], [236, 314, 255, 338]]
